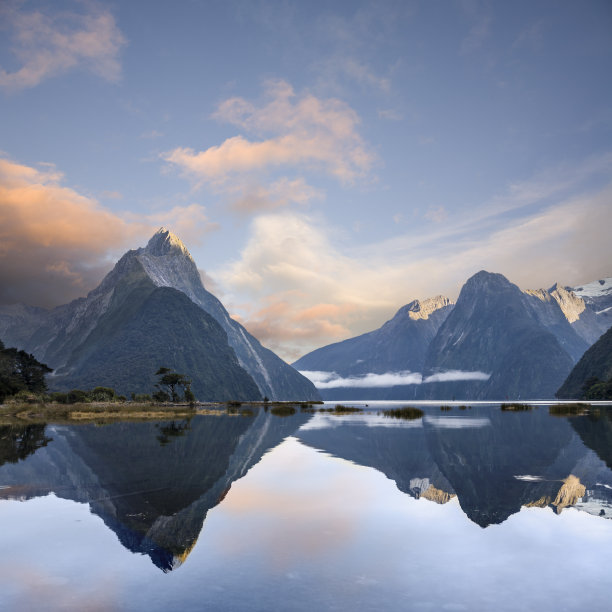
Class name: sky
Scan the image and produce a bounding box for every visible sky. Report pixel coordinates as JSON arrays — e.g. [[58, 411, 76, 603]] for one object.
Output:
[[1, 0, 611, 361]]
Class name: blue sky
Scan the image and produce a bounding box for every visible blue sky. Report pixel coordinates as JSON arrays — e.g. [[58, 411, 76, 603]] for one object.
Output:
[[1, 0, 611, 359]]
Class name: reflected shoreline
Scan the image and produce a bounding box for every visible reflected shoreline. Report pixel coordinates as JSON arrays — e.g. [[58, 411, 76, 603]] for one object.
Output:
[[1, 403, 611, 574]]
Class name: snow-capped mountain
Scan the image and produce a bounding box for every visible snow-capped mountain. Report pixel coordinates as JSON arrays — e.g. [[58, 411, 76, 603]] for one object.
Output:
[[572, 277, 612, 311], [295, 270, 612, 400]]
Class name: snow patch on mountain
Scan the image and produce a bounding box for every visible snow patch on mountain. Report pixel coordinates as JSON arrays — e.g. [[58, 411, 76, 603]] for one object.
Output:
[[573, 277, 612, 299]]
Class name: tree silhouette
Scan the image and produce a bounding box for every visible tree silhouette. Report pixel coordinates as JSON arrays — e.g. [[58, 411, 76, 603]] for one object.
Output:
[[154, 367, 193, 403], [0, 339, 52, 402]]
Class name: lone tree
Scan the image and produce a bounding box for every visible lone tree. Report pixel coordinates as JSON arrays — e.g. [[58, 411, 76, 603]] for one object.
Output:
[[154, 367, 193, 403], [0, 339, 53, 402]]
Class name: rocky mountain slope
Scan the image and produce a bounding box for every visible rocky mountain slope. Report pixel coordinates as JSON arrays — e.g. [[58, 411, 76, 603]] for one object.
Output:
[[557, 325, 612, 399], [293, 296, 453, 376], [420, 271, 576, 399], [0, 228, 319, 400], [294, 271, 611, 400]]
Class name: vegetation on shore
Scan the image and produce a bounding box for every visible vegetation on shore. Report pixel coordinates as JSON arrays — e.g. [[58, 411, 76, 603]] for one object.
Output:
[[500, 403, 534, 411], [548, 403, 592, 417], [381, 406, 424, 420]]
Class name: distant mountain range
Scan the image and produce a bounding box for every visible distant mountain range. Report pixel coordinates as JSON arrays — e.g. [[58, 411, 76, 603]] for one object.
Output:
[[294, 271, 612, 400], [0, 228, 319, 401]]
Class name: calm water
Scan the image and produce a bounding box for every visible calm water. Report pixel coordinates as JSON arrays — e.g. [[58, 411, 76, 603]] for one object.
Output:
[[1, 402, 612, 611]]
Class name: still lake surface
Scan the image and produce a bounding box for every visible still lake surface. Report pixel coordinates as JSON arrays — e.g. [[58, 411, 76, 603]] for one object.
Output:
[[1, 401, 612, 611]]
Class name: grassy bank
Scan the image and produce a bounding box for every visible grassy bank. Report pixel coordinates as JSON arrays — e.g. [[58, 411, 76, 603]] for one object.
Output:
[[0, 399, 324, 425]]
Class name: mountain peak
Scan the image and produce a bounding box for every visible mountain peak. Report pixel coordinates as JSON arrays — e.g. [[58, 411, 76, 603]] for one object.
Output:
[[467, 270, 509, 286], [400, 295, 453, 320], [144, 227, 191, 258]]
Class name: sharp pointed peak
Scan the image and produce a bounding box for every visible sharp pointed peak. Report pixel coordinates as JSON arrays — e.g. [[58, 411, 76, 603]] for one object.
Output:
[[144, 227, 191, 257], [396, 295, 453, 320]]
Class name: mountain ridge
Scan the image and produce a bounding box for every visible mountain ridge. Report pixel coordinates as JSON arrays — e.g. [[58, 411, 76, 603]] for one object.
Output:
[[0, 228, 319, 401], [294, 270, 611, 400]]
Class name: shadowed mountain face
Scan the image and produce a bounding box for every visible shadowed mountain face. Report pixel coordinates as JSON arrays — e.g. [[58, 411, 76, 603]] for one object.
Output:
[[296, 406, 612, 527], [293, 296, 453, 377], [50, 264, 261, 400], [0, 409, 310, 571], [557, 326, 612, 399], [0, 228, 319, 401], [420, 272, 576, 399], [569, 409, 612, 471], [293, 271, 611, 401]]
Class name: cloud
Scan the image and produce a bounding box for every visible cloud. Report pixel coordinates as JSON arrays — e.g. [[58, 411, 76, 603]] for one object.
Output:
[[0, 157, 215, 307], [299, 370, 491, 389], [101, 190, 123, 200], [301, 370, 423, 389], [220, 167, 612, 359], [423, 370, 490, 383], [232, 296, 355, 362], [161, 80, 375, 214], [315, 56, 392, 94], [460, 2, 491, 55], [142, 203, 220, 245], [228, 177, 323, 214], [424, 205, 447, 223], [378, 109, 403, 121], [0, 3, 126, 92], [140, 129, 164, 139]]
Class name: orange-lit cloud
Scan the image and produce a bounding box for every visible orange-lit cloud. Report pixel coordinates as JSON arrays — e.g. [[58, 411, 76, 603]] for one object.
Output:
[[0, 3, 126, 91], [0, 158, 215, 307], [142, 203, 220, 245], [228, 177, 323, 215], [220, 175, 612, 360], [233, 296, 355, 361], [162, 80, 375, 213]]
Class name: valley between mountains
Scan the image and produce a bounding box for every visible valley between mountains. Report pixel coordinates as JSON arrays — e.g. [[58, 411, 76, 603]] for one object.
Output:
[[1, 228, 610, 401]]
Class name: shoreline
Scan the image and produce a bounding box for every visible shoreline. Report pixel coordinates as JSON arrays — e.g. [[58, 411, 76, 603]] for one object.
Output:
[[0, 399, 323, 425]]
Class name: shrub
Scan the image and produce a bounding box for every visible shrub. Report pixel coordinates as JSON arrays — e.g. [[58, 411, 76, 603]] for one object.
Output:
[[67, 389, 90, 404], [549, 403, 591, 417], [89, 387, 116, 402], [131, 393, 152, 402], [152, 390, 171, 403], [270, 405, 296, 417], [382, 406, 424, 420], [500, 403, 533, 411]]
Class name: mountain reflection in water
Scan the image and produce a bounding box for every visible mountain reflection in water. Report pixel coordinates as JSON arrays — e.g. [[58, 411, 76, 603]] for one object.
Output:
[[297, 407, 612, 527], [0, 403, 611, 581], [0, 409, 310, 571]]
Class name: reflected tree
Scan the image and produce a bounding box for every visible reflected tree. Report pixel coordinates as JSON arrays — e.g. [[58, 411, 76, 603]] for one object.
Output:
[[0, 425, 53, 467]]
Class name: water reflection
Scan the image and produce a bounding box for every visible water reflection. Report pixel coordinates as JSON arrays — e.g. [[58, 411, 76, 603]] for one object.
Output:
[[0, 408, 309, 571], [296, 405, 612, 527], [0, 404, 611, 577], [0, 424, 52, 467]]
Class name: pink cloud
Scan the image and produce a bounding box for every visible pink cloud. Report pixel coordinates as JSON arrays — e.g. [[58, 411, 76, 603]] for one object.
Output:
[[0, 158, 217, 307], [0, 4, 126, 91], [161, 80, 375, 213]]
